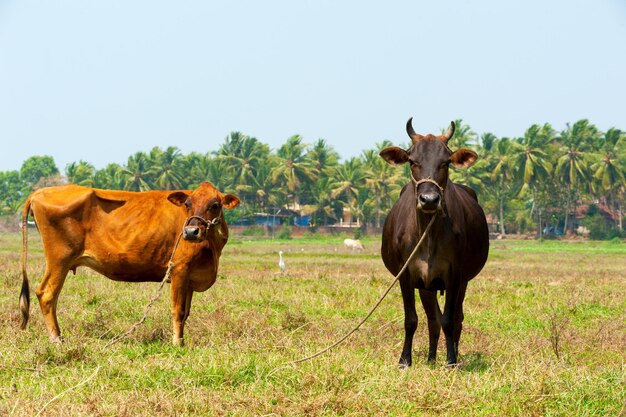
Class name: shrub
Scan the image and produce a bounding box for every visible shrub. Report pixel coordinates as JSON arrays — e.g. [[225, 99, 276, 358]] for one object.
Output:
[[582, 205, 622, 240], [278, 224, 291, 240], [242, 225, 266, 237]]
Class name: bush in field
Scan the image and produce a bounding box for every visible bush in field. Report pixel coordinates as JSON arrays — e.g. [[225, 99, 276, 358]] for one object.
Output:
[[242, 225, 267, 237], [583, 205, 623, 240], [278, 224, 292, 239]]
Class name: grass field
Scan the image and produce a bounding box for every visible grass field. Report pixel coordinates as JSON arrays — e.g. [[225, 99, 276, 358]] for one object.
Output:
[[0, 233, 624, 416]]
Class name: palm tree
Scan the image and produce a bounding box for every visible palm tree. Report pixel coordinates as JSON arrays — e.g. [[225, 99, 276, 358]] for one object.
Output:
[[511, 123, 556, 237], [448, 120, 483, 189], [272, 135, 317, 208], [306, 138, 340, 175], [65, 160, 95, 187], [555, 120, 598, 232], [486, 137, 517, 235], [330, 157, 367, 225], [150, 146, 184, 190], [217, 132, 270, 205], [362, 142, 403, 227], [249, 162, 281, 211], [121, 152, 155, 191], [93, 163, 124, 189], [591, 127, 626, 230], [308, 176, 339, 226], [185, 152, 231, 190], [480, 132, 497, 152]]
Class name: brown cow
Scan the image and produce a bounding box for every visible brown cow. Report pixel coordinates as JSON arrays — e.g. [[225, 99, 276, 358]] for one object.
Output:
[[380, 119, 489, 366], [19, 181, 239, 346]]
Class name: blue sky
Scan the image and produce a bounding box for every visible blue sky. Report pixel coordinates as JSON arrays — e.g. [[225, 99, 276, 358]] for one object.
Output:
[[1, 1, 625, 172]]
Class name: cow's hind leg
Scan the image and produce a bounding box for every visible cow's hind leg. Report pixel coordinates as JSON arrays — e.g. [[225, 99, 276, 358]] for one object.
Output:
[[36, 265, 69, 343], [452, 283, 467, 362], [419, 289, 442, 364], [442, 282, 467, 366], [398, 277, 417, 368]]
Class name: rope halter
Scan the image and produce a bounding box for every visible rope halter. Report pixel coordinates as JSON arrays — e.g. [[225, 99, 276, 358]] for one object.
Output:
[[182, 213, 224, 241], [409, 169, 446, 216], [183, 214, 222, 228]]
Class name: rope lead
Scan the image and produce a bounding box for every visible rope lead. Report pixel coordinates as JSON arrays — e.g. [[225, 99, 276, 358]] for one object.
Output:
[[283, 213, 438, 366]]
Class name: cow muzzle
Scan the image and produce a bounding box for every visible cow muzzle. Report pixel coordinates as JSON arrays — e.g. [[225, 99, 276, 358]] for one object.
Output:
[[183, 225, 206, 242], [181, 215, 222, 242], [412, 177, 445, 214], [417, 192, 441, 213]]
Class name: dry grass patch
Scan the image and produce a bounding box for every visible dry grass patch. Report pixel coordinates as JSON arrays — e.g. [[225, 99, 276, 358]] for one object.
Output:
[[0, 235, 624, 416]]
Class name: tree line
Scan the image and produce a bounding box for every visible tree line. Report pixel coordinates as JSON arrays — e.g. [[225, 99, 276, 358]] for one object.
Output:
[[1, 119, 624, 239]]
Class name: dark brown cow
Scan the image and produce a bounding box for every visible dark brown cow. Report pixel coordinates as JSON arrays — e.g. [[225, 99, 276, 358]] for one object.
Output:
[[19, 181, 239, 346], [380, 119, 489, 366]]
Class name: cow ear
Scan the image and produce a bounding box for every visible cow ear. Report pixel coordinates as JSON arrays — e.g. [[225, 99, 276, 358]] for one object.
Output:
[[222, 194, 240, 209], [379, 147, 409, 166], [167, 191, 189, 207], [450, 148, 478, 168]]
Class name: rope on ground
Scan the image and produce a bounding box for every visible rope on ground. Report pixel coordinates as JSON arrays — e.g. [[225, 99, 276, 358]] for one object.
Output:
[[35, 365, 101, 417], [279, 214, 437, 368]]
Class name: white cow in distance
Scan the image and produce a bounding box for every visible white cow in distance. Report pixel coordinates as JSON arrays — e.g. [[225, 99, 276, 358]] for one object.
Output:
[[344, 238, 364, 252]]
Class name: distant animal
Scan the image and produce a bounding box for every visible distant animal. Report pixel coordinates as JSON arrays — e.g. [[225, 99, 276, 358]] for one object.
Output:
[[343, 238, 364, 252], [380, 118, 489, 367], [19, 182, 240, 346], [278, 251, 285, 273]]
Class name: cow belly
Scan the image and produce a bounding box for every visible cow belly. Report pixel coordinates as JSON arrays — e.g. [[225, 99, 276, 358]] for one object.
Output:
[[74, 253, 167, 283]]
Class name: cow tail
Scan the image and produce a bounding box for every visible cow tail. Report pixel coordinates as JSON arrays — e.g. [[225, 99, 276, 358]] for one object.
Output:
[[19, 197, 32, 330]]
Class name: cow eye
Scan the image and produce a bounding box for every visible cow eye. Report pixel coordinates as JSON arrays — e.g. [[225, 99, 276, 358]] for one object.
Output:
[[184, 199, 192, 210], [209, 202, 220, 211]]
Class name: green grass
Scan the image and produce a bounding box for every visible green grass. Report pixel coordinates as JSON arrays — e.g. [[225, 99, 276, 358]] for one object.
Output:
[[490, 238, 626, 254], [0, 235, 624, 416]]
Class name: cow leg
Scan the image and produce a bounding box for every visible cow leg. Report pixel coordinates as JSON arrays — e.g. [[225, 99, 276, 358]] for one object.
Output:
[[36, 265, 69, 343], [170, 279, 191, 347], [399, 277, 417, 368], [183, 290, 194, 323], [419, 289, 442, 364], [442, 283, 463, 365], [452, 283, 468, 360]]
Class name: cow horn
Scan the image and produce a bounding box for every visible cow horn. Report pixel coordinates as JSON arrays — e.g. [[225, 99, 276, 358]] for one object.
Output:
[[406, 117, 423, 143], [441, 121, 455, 143]]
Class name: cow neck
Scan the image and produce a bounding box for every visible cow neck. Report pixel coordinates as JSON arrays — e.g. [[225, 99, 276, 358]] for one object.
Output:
[[415, 209, 439, 257], [411, 183, 443, 258]]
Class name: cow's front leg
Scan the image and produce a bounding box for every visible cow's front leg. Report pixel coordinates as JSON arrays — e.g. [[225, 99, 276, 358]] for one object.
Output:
[[399, 276, 417, 368], [170, 276, 191, 346], [419, 289, 442, 364]]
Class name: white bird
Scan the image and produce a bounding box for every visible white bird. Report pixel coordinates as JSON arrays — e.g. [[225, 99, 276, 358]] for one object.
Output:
[[278, 251, 285, 273]]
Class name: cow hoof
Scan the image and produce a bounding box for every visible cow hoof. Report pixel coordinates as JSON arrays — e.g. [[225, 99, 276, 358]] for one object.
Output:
[[445, 362, 459, 369], [398, 359, 411, 370], [173, 338, 184, 347], [50, 336, 63, 344]]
